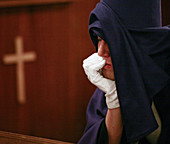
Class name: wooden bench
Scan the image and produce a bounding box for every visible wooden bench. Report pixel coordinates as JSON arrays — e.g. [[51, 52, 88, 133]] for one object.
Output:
[[0, 131, 74, 144]]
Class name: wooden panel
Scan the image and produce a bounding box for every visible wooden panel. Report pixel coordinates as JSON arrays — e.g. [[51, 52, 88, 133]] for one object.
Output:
[[0, 131, 73, 144], [162, 0, 170, 25], [0, 0, 75, 8], [0, 0, 100, 143], [0, 3, 72, 142]]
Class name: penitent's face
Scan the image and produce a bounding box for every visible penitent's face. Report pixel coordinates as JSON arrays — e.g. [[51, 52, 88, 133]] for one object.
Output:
[[97, 37, 115, 80]]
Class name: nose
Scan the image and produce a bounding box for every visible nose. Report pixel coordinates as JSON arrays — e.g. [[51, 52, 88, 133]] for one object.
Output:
[[98, 39, 110, 57]]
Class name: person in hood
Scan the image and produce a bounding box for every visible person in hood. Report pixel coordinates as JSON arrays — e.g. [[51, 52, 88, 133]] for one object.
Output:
[[78, 0, 170, 143]]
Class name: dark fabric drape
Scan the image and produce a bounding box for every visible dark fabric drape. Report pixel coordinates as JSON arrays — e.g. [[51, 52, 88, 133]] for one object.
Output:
[[78, 0, 170, 143]]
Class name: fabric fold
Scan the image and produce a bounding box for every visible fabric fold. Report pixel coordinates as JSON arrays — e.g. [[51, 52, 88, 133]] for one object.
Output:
[[88, 1, 170, 142]]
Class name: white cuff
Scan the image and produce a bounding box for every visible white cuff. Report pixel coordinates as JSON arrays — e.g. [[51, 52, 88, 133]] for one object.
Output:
[[105, 88, 120, 109], [106, 97, 120, 109]]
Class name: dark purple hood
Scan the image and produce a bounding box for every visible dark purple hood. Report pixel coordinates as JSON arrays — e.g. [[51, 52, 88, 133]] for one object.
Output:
[[88, 0, 170, 142]]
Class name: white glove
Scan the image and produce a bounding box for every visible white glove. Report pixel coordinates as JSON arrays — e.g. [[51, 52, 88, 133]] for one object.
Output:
[[83, 53, 120, 109]]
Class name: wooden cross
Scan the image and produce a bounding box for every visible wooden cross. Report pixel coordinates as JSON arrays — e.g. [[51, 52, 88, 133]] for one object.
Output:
[[3, 36, 36, 104]]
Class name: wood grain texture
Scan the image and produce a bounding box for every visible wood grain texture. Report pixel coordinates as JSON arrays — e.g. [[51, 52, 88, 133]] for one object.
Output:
[[162, 0, 170, 25], [0, 0, 75, 8], [0, 1, 98, 143], [0, 131, 73, 144]]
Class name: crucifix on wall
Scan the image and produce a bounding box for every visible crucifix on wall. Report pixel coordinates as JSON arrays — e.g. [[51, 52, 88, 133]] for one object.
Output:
[[3, 36, 37, 104]]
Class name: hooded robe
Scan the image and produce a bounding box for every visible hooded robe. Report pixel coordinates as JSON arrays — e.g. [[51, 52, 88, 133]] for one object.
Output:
[[78, 0, 170, 143]]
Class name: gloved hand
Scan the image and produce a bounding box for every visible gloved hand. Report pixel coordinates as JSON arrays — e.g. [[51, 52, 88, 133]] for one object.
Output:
[[83, 53, 120, 109]]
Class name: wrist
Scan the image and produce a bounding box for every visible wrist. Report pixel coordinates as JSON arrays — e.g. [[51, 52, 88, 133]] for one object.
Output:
[[105, 108, 123, 144]]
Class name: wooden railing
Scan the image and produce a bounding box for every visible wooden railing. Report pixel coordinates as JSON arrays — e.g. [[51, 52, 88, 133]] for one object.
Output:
[[0, 131, 74, 144], [0, 0, 76, 8]]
